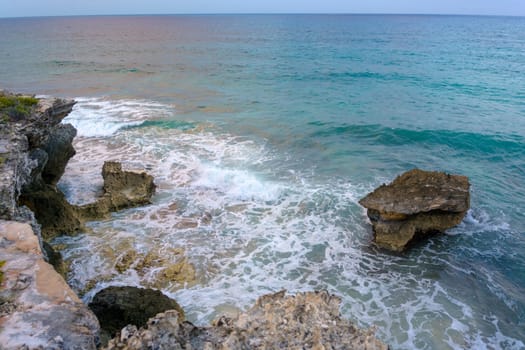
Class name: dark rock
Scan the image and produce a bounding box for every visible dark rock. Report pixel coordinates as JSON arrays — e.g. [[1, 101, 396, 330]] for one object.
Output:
[[42, 241, 68, 278], [104, 290, 388, 350], [18, 184, 84, 240], [41, 123, 77, 185], [359, 168, 470, 252], [89, 286, 184, 343]]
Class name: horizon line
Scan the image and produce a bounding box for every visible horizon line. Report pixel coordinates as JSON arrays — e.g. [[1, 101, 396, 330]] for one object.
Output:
[[2, 12, 525, 20]]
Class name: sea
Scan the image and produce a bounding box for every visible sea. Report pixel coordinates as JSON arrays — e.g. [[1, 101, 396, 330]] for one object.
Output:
[[1, 14, 524, 349]]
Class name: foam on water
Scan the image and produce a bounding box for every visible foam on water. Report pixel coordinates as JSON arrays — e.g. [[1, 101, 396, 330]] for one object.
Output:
[[54, 97, 525, 349], [62, 97, 174, 137]]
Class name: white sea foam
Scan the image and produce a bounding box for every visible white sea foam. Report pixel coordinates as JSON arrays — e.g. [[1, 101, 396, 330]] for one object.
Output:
[[55, 97, 523, 349], [62, 97, 173, 137]]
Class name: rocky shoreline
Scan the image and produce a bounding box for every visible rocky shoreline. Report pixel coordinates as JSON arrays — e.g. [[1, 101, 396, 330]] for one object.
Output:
[[0, 91, 389, 349]]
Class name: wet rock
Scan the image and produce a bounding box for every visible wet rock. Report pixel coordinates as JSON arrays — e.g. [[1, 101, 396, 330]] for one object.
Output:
[[41, 123, 77, 185], [0, 220, 99, 349], [19, 185, 84, 240], [88, 286, 184, 344], [42, 241, 68, 278], [104, 290, 388, 350], [101, 161, 156, 209], [113, 247, 196, 290], [79, 161, 156, 220], [359, 169, 470, 252]]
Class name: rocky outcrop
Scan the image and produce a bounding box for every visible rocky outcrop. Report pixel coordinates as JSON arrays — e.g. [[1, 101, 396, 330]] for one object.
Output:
[[0, 92, 76, 224], [0, 220, 100, 349], [89, 286, 184, 344], [79, 161, 156, 220], [359, 169, 470, 252], [104, 290, 388, 350]]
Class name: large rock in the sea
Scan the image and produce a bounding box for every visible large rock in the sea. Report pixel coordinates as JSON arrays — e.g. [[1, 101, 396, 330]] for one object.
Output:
[[88, 286, 184, 343], [359, 169, 470, 252], [104, 290, 388, 350], [0, 220, 100, 349], [79, 161, 156, 220]]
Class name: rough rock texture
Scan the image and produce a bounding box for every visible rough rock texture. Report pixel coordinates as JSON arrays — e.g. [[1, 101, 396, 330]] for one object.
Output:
[[79, 161, 156, 220], [0, 220, 100, 349], [89, 286, 184, 343], [359, 169, 470, 252], [0, 94, 76, 223], [104, 290, 388, 350]]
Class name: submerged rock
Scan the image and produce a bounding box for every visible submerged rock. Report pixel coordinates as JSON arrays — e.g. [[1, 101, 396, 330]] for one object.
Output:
[[104, 290, 388, 350], [0, 220, 100, 349], [359, 169, 470, 252], [89, 286, 184, 344]]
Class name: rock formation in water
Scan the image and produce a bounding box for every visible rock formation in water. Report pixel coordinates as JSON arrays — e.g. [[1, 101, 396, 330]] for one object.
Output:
[[79, 161, 156, 220], [104, 290, 388, 350], [0, 220, 100, 349], [89, 286, 185, 344], [359, 168, 470, 252]]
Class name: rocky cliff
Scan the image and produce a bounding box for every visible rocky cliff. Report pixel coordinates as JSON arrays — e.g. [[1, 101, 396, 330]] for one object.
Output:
[[0, 220, 100, 349]]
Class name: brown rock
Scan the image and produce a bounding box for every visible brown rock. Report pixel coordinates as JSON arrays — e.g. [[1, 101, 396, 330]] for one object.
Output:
[[104, 290, 388, 350], [359, 169, 470, 252]]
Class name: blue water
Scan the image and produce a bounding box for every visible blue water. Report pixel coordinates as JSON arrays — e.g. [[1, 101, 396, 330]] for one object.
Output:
[[1, 15, 524, 349]]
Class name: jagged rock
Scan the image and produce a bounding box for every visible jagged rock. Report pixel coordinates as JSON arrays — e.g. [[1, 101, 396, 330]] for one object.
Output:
[[79, 161, 156, 220], [101, 161, 156, 209], [359, 169, 470, 252], [104, 290, 388, 350], [0, 220, 100, 349], [88, 286, 184, 344], [19, 185, 85, 240], [41, 123, 77, 185]]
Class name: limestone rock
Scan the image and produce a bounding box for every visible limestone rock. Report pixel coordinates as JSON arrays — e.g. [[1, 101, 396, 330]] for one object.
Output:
[[88, 286, 184, 343], [79, 161, 156, 220], [0, 220, 100, 349], [359, 169, 470, 252], [101, 161, 156, 209], [104, 290, 388, 350]]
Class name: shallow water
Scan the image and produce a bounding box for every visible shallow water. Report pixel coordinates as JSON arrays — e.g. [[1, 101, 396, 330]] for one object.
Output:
[[1, 15, 524, 349]]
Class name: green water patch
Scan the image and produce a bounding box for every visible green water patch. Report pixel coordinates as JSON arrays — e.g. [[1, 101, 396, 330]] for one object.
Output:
[[308, 123, 525, 156], [133, 119, 196, 131]]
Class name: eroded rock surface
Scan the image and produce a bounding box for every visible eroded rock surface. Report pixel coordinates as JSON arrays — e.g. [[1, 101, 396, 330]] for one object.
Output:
[[79, 161, 156, 220], [0, 220, 100, 349], [104, 290, 388, 350], [0, 94, 76, 224], [359, 168, 470, 252], [89, 286, 184, 343]]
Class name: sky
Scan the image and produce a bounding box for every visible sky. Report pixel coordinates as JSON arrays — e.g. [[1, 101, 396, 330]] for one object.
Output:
[[1, 0, 525, 18]]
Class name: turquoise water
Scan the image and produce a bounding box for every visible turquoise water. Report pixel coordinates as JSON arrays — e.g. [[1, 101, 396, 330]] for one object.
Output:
[[1, 15, 524, 349]]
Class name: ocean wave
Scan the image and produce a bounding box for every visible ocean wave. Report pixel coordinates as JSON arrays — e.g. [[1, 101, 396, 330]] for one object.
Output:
[[308, 123, 525, 155], [62, 97, 174, 137]]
